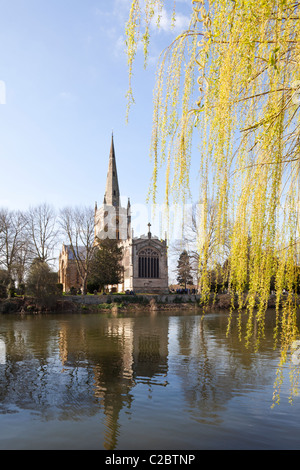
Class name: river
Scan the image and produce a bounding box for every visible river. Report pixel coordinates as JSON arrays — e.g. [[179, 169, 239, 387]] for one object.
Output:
[[0, 309, 299, 450]]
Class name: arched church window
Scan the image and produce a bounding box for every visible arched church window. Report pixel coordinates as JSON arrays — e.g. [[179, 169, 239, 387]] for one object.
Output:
[[138, 248, 159, 279]]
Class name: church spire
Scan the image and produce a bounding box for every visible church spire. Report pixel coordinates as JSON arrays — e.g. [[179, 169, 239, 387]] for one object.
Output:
[[104, 133, 120, 207]]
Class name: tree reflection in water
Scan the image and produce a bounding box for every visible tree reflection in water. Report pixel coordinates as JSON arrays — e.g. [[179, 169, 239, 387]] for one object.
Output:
[[0, 311, 297, 450]]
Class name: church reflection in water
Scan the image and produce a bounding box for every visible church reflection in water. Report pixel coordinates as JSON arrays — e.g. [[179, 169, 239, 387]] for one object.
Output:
[[0, 311, 278, 450], [57, 314, 169, 449]]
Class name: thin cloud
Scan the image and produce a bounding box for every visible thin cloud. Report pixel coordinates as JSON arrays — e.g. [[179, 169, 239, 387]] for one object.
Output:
[[153, 7, 190, 34], [104, 1, 191, 61], [59, 91, 77, 102]]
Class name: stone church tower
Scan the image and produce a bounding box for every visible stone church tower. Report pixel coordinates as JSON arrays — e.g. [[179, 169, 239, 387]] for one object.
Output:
[[95, 134, 169, 294], [94, 134, 131, 242], [59, 135, 169, 294]]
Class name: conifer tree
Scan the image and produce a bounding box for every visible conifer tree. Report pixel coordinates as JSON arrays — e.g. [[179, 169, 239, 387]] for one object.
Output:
[[176, 250, 193, 289], [88, 239, 123, 293]]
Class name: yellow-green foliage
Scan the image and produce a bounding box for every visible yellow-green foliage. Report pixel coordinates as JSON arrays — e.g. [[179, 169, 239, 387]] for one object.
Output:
[[126, 0, 300, 404]]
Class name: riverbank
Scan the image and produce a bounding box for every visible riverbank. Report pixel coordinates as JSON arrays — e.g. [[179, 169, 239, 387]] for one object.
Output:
[[0, 293, 202, 314], [0, 291, 283, 314]]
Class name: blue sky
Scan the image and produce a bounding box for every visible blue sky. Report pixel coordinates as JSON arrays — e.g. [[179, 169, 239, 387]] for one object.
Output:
[[0, 0, 198, 236]]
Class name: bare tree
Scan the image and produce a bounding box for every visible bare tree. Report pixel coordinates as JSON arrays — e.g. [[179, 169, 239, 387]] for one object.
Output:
[[59, 206, 95, 295], [12, 234, 31, 287], [26, 203, 59, 264], [0, 209, 27, 295], [170, 201, 231, 286]]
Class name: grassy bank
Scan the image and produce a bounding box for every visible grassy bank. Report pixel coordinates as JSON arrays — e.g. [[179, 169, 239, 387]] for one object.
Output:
[[0, 291, 287, 315]]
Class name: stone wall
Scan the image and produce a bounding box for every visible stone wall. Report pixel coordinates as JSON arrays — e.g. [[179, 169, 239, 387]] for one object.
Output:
[[64, 293, 201, 305]]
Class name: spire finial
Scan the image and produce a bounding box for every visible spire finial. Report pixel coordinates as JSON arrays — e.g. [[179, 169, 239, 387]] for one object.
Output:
[[110, 132, 115, 159]]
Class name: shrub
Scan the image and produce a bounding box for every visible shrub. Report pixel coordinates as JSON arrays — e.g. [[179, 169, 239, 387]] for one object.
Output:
[[0, 300, 18, 314], [26, 259, 59, 309]]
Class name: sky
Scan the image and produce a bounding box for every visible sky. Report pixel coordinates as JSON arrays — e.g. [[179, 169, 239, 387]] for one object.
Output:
[[0, 0, 199, 240]]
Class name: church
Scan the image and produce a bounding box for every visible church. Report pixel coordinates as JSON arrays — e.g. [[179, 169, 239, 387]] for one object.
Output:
[[59, 135, 169, 294]]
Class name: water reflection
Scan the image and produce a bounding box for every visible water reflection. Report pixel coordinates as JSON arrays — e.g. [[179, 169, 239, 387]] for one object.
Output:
[[172, 314, 275, 427], [0, 311, 294, 450], [0, 339, 5, 365]]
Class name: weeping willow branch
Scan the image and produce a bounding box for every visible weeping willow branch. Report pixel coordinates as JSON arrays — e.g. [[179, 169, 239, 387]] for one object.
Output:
[[126, 0, 300, 405]]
